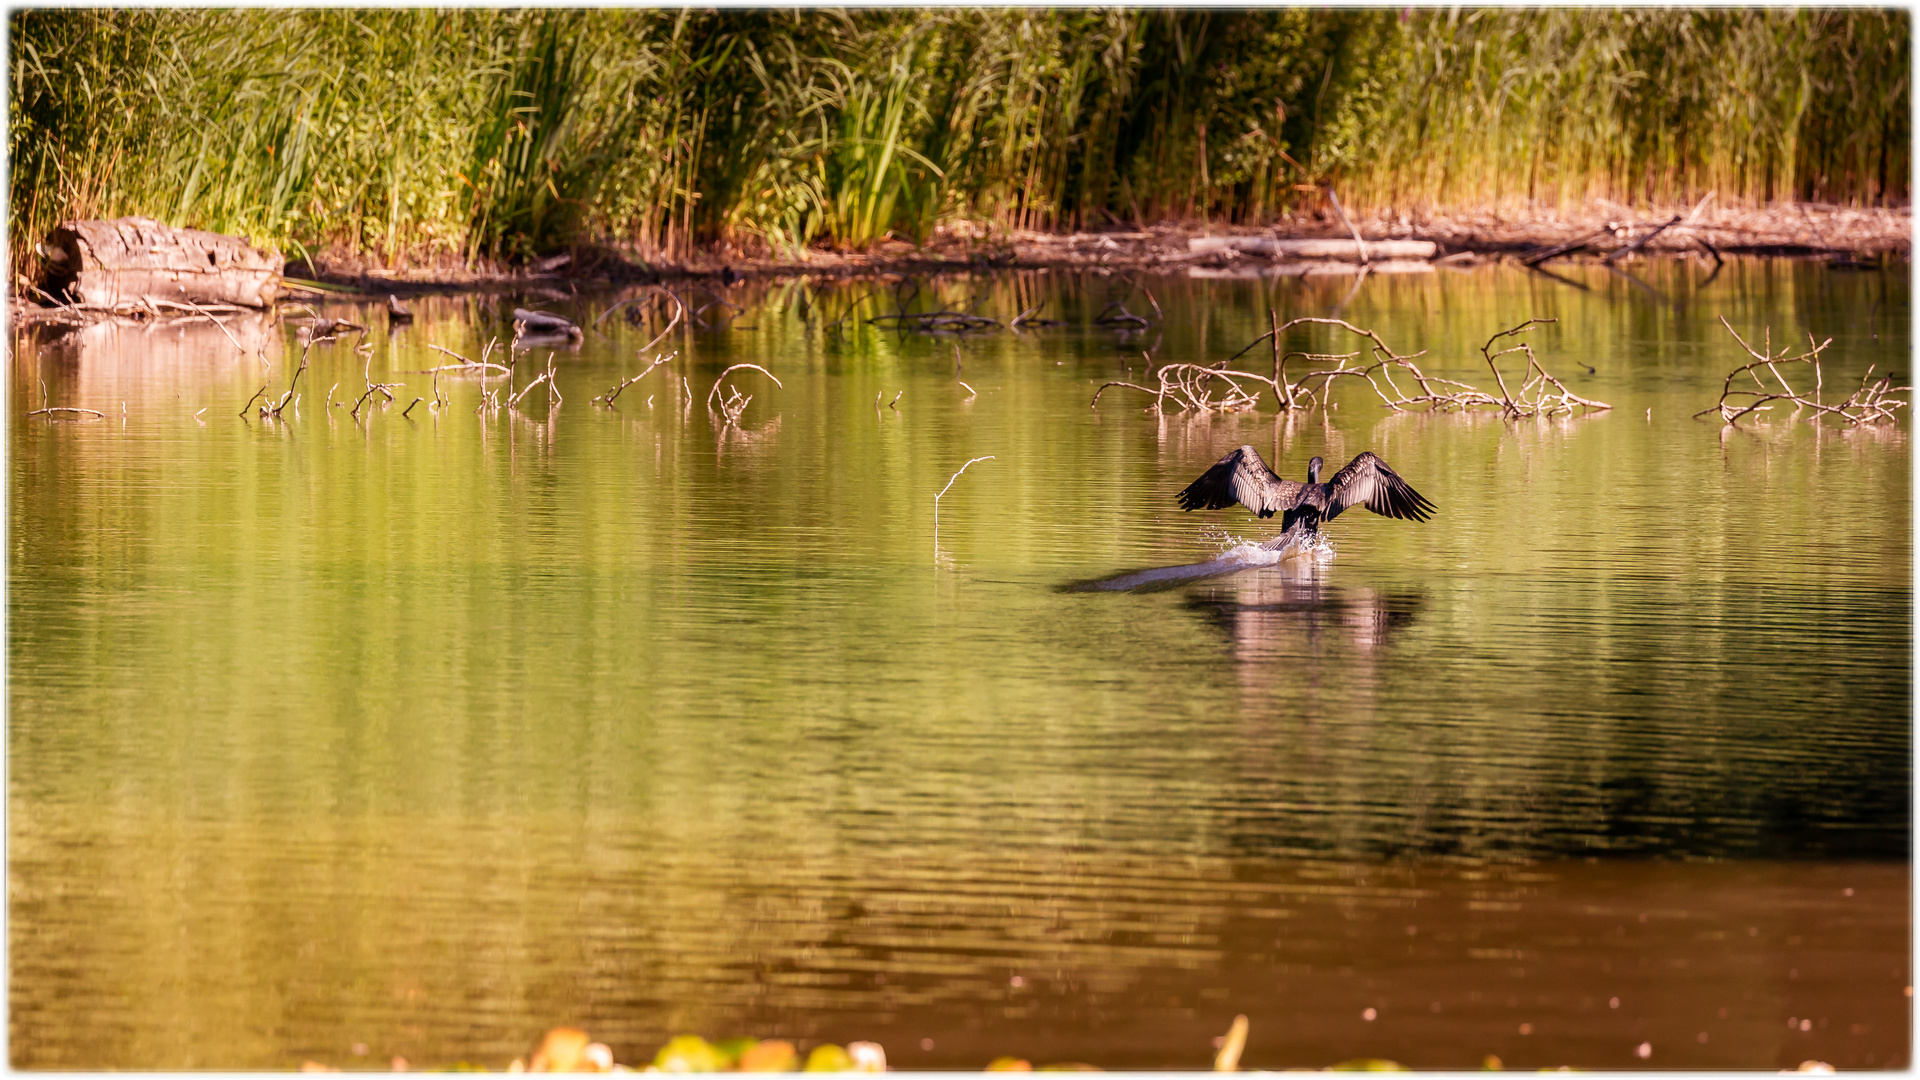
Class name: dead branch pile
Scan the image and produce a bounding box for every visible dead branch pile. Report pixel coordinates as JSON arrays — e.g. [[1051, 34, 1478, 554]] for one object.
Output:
[[1696, 317, 1908, 427], [1091, 316, 1610, 418]]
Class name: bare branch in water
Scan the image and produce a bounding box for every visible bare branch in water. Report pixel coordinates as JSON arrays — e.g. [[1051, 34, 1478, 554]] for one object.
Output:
[[1092, 316, 1609, 419], [423, 343, 511, 376], [1696, 316, 1906, 427], [934, 455, 996, 560], [706, 363, 782, 425], [599, 351, 678, 407]]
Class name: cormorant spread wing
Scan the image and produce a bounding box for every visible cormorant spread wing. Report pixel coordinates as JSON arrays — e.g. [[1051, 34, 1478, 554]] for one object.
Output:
[[1175, 445, 1306, 518], [1321, 451, 1436, 522], [1176, 446, 1435, 529]]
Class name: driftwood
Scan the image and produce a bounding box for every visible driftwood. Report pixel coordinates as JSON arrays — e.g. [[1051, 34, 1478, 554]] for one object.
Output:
[[1092, 317, 1610, 419], [512, 308, 582, 343], [1187, 237, 1437, 260], [1602, 215, 1684, 264], [1695, 317, 1907, 427], [39, 217, 283, 309], [1094, 301, 1152, 328], [867, 310, 1001, 334]]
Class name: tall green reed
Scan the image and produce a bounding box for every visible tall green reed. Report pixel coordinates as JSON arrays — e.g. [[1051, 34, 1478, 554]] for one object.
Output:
[[10, 7, 1909, 282]]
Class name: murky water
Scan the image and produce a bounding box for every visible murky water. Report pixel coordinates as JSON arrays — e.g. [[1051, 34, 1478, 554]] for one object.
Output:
[[9, 258, 1910, 1069]]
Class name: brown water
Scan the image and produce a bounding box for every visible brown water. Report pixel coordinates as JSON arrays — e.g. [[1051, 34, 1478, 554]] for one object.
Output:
[[9, 258, 1910, 1069]]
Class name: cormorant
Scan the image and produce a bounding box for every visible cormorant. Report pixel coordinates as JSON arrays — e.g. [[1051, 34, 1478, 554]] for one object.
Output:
[[1177, 446, 1435, 537]]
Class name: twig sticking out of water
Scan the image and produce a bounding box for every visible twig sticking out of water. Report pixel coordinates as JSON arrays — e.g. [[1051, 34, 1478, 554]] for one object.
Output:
[[30, 377, 105, 420], [184, 298, 249, 355], [933, 455, 995, 560], [424, 343, 511, 376], [706, 363, 782, 426], [598, 351, 679, 407], [27, 405, 107, 419], [508, 353, 562, 410], [592, 287, 686, 345], [350, 351, 403, 421], [262, 340, 314, 418], [1091, 316, 1609, 418], [1695, 316, 1907, 427]]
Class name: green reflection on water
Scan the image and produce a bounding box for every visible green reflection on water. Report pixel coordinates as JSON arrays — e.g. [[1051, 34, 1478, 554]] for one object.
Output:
[[9, 259, 1911, 1068]]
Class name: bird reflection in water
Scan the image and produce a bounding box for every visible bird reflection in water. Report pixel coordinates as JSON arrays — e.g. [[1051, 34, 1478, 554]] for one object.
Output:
[[1069, 543, 1422, 703], [1187, 569, 1425, 730], [1185, 572, 1424, 660]]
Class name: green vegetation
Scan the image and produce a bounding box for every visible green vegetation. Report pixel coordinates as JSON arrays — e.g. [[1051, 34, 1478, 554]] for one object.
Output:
[[10, 8, 1909, 278]]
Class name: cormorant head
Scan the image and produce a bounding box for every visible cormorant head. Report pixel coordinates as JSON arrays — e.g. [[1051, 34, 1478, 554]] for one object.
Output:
[[1307, 455, 1324, 484]]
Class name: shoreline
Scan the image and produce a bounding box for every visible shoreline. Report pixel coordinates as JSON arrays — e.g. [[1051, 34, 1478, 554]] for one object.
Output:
[[8, 203, 1908, 325], [301, 202, 1911, 293]]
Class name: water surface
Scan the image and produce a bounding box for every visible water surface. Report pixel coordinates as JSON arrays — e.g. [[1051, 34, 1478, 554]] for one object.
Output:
[[10, 258, 1910, 1069]]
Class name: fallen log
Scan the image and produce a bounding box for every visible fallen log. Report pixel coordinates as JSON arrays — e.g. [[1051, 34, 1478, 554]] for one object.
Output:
[[1187, 237, 1437, 260], [38, 217, 283, 309], [1601, 215, 1684, 264], [512, 308, 583, 342]]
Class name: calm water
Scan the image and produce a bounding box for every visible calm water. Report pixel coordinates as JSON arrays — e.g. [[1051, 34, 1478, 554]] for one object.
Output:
[[9, 258, 1910, 1069]]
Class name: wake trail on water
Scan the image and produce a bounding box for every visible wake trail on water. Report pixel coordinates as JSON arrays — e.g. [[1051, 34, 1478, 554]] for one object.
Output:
[[1068, 528, 1335, 593]]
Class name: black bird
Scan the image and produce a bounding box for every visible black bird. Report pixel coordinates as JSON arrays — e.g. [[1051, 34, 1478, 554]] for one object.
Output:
[[1177, 446, 1435, 537]]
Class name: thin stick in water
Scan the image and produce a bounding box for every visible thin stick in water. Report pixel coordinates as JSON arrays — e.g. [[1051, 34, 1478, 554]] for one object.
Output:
[[933, 455, 996, 559]]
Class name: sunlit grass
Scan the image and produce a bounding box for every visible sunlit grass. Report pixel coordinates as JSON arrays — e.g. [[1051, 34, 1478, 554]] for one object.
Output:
[[9, 9, 1908, 281]]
